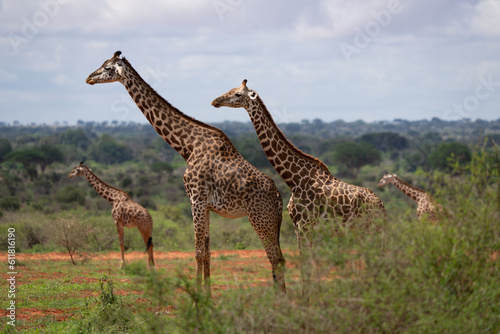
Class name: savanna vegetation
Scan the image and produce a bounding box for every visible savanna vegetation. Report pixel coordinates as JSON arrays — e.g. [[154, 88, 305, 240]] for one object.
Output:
[[0, 117, 499, 333]]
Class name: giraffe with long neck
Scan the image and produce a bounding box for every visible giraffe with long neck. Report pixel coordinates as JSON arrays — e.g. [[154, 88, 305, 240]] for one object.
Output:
[[212, 80, 386, 296], [68, 162, 155, 267], [378, 172, 445, 222], [86, 52, 286, 294]]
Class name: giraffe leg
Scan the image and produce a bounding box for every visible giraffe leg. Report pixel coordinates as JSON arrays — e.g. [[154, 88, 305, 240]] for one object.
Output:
[[116, 223, 125, 268], [296, 226, 313, 304], [191, 202, 211, 296], [248, 213, 286, 294], [138, 227, 155, 267]]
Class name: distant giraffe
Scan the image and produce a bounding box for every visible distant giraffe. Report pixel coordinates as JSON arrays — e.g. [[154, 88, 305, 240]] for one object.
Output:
[[378, 172, 445, 222], [212, 80, 386, 296], [85, 52, 286, 294], [68, 162, 155, 267]]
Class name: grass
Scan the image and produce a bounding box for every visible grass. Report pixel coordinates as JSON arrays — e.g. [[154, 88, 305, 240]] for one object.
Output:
[[0, 250, 290, 333], [1, 146, 499, 333]]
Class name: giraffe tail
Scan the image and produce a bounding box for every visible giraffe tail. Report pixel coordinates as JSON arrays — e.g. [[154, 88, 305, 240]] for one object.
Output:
[[145, 237, 153, 253]]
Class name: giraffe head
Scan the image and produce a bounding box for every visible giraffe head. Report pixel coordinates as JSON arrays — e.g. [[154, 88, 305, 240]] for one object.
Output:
[[211, 79, 258, 109], [377, 172, 396, 187], [86, 51, 127, 85], [68, 162, 90, 178]]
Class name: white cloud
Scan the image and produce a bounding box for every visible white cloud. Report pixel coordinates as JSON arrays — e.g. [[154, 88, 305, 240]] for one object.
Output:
[[0, 0, 499, 125], [465, 0, 500, 37]]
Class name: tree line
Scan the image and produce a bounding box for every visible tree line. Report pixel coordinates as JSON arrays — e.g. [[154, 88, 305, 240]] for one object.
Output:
[[0, 118, 498, 217]]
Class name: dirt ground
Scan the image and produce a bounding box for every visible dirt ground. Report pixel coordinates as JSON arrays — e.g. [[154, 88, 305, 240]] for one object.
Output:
[[14, 249, 273, 262], [1, 249, 299, 328]]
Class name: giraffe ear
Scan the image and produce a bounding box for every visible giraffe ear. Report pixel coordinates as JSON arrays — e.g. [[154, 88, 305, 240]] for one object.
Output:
[[248, 90, 258, 100], [116, 61, 125, 76], [113, 51, 122, 58]]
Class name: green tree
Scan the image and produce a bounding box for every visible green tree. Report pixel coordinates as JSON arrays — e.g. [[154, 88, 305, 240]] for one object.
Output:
[[39, 145, 64, 171], [59, 129, 94, 150], [427, 142, 471, 171], [5, 148, 46, 180], [359, 132, 409, 152], [332, 142, 381, 179], [0, 138, 12, 162], [5, 148, 45, 167], [234, 133, 270, 168], [90, 135, 134, 164]]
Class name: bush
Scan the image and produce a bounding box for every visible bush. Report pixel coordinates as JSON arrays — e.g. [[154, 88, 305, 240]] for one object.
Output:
[[56, 186, 85, 205], [137, 145, 500, 333], [427, 142, 471, 171], [49, 216, 93, 265], [0, 138, 12, 162], [71, 275, 135, 333], [90, 134, 134, 164], [0, 196, 21, 211], [331, 142, 381, 178]]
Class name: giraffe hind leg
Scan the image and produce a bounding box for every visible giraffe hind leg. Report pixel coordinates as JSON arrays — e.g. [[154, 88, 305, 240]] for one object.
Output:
[[146, 236, 155, 267], [138, 228, 155, 267], [248, 213, 286, 294]]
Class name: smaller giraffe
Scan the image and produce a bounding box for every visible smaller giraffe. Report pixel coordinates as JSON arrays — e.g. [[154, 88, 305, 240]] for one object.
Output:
[[68, 162, 155, 267], [378, 172, 445, 222]]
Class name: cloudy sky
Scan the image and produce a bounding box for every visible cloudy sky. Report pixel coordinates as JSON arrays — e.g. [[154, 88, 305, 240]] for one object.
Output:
[[1, 0, 499, 126]]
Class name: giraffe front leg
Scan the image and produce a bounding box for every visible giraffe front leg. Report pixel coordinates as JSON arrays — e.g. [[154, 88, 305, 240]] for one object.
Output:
[[297, 226, 313, 303], [116, 223, 125, 268], [191, 202, 211, 296]]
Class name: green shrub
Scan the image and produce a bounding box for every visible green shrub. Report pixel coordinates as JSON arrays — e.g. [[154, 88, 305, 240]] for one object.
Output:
[[70, 275, 135, 333], [56, 186, 85, 205], [427, 141, 471, 171], [121, 261, 148, 276], [137, 145, 500, 333], [0, 196, 20, 211]]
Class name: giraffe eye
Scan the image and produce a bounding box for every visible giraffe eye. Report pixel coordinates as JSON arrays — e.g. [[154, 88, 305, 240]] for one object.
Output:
[[235, 93, 242, 97], [104, 66, 111, 71]]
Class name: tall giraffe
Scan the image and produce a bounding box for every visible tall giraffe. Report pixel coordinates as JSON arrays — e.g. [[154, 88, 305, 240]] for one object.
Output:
[[86, 51, 286, 294], [212, 80, 386, 295], [68, 162, 155, 267], [377, 172, 445, 222]]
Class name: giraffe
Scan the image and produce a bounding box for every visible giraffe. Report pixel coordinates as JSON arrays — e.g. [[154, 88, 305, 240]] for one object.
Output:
[[212, 80, 386, 296], [68, 162, 155, 267], [377, 172, 445, 222], [85, 51, 286, 294]]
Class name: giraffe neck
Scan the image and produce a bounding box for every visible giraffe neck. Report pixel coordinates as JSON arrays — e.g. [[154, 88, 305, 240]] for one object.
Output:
[[121, 59, 221, 161], [81, 169, 129, 204], [389, 176, 427, 203], [246, 96, 331, 188]]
